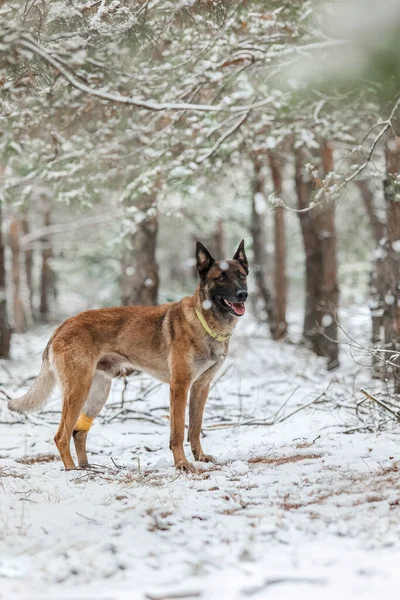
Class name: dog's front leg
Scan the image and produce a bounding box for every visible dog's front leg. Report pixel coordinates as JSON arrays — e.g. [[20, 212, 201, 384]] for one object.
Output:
[[169, 375, 194, 472], [188, 360, 224, 463]]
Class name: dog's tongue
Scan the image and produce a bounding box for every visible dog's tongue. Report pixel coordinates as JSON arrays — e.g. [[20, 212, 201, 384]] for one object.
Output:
[[232, 302, 246, 316]]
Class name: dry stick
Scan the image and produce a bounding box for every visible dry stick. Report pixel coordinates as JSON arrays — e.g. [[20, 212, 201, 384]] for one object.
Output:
[[242, 576, 326, 596], [0, 389, 12, 400], [145, 593, 201, 600], [360, 388, 400, 422], [210, 364, 233, 390], [105, 409, 165, 426], [275, 392, 326, 424], [269, 385, 300, 422], [143, 382, 163, 397], [327, 319, 400, 377], [207, 389, 327, 430], [110, 457, 122, 470], [120, 377, 128, 409]]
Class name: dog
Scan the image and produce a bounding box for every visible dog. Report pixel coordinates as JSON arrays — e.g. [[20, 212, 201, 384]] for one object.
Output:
[[8, 240, 249, 472]]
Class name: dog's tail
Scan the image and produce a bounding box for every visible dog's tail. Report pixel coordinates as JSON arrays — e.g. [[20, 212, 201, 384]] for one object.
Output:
[[8, 345, 56, 413]]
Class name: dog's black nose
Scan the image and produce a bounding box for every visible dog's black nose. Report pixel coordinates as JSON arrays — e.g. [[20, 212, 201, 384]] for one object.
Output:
[[236, 290, 248, 302]]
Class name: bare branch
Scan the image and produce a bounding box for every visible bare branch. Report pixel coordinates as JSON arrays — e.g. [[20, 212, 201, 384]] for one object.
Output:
[[197, 112, 249, 163], [19, 209, 125, 247], [343, 94, 400, 184], [360, 389, 400, 421]]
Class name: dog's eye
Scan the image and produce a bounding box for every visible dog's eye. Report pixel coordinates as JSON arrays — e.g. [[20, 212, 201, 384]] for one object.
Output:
[[218, 274, 226, 282], [238, 273, 246, 280]]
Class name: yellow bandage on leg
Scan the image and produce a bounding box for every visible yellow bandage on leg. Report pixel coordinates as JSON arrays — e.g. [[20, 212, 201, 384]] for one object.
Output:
[[74, 413, 94, 432]]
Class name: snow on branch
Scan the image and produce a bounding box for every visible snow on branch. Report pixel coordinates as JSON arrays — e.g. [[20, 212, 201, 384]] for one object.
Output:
[[197, 112, 249, 164], [3, 28, 278, 115], [343, 93, 400, 184]]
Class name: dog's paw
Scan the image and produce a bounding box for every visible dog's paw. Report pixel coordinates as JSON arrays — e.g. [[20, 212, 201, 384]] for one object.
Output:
[[175, 459, 197, 473], [194, 453, 216, 464], [7, 398, 24, 413], [77, 463, 99, 471]]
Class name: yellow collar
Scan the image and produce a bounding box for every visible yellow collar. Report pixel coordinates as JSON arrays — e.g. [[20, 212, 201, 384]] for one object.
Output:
[[195, 308, 231, 342]]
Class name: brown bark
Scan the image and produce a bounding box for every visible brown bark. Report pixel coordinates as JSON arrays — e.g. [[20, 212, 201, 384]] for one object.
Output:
[[9, 219, 26, 334], [315, 141, 339, 369], [372, 137, 400, 391], [268, 150, 287, 339], [21, 215, 34, 316], [212, 219, 224, 259], [295, 148, 320, 348], [250, 158, 275, 329], [39, 208, 54, 320], [355, 180, 385, 244], [295, 143, 339, 369], [121, 194, 159, 306], [0, 204, 12, 357]]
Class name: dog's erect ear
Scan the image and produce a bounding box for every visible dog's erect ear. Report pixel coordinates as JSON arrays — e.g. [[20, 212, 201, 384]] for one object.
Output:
[[233, 240, 249, 274], [196, 242, 215, 274]]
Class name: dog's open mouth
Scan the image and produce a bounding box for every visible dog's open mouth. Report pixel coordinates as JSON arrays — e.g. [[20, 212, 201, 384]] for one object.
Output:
[[219, 297, 246, 317]]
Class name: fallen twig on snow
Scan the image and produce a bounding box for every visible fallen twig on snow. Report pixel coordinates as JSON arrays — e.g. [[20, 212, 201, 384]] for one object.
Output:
[[242, 576, 326, 596], [145, 592, 201, 600], [105, 409, 166, 426], [360, 388, 400, 422], [206, 388, 328, 430]]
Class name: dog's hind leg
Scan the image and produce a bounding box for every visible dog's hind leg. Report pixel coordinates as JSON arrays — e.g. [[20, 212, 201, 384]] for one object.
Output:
[[73, 373, 111, 468], [54, 371, 94, 471]]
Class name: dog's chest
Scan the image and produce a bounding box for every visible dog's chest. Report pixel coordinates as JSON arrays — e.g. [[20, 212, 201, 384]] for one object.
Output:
[[193, 341, 227, 379]]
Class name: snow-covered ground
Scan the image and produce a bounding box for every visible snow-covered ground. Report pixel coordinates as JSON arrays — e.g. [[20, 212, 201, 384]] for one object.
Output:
[[1, 308, 400, 600]]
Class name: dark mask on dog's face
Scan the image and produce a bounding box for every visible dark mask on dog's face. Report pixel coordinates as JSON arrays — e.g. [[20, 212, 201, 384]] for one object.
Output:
[[196, 240, 249, 317]]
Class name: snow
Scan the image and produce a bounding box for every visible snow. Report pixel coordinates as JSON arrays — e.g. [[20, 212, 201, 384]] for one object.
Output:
[[321, 314, 333, 327], [374, 247, 386, 260], [254, 192, 266, 215], [266, 136, 277, 149], [1, 309, 400, 599]]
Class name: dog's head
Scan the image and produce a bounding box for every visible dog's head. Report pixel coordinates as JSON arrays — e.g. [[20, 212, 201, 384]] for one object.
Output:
[[196, 240, 249, 318]]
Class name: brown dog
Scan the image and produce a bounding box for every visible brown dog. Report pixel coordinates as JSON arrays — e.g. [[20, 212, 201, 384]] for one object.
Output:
[[8, 241, 249, 471]]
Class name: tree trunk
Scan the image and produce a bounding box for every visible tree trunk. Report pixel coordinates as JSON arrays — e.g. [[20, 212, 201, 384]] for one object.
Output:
[[9, 219, 26, 334], [315, 141, 339, 369], [39, 208, 54, 320], [357, 179, 385, 377], [375, 137, 400, 392], [121, 194, 159, 306], [295, 143, 339, 369], [250, 158, 275, 329], [212, 219, 224, 259], [21, 214, 34, 316], [268, 150, 287, 339], [295, 148, 320, 348], [355, 180, 385, 244], [0, 204, 12, 357]]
